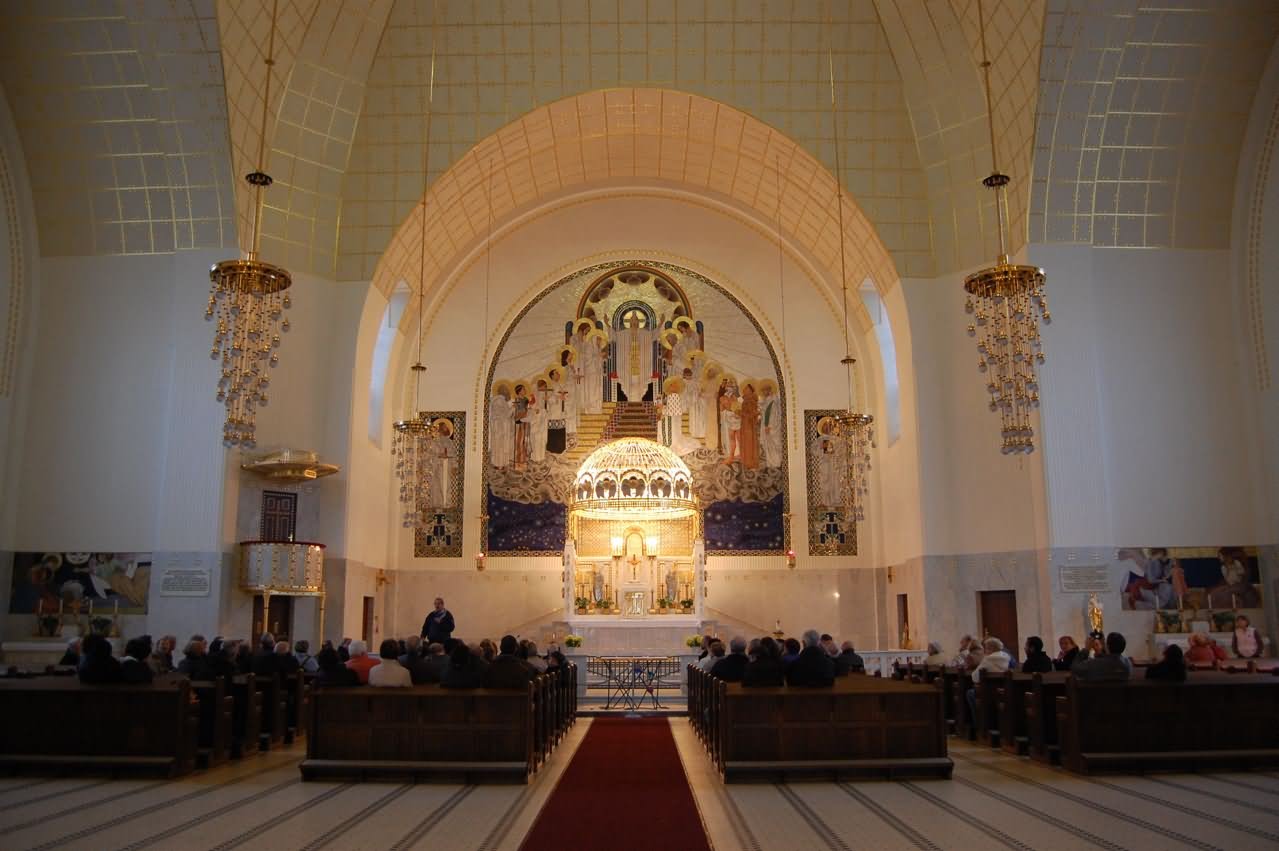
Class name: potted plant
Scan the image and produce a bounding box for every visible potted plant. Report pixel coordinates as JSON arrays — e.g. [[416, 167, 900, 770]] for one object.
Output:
[[685, 635, 703, 649], [657, 597, 670, 614], [90, 616, 113, 636], [564, 634, 583, 649], [679, 598, 694, 614], [574, 597, 590, 615], [38, 614, 60, 638]]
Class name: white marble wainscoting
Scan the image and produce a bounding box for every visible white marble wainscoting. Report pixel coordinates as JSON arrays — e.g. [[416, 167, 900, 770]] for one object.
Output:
[[919, 549, 1047, 656]]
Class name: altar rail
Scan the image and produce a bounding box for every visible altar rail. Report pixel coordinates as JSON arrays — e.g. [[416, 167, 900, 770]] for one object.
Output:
[[687, 665, 951, 781]]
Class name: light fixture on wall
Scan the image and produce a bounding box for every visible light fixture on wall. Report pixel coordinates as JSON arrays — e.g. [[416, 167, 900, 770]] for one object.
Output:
[[964, 0, 1050, 455], [825, 34, 874, 525], [475, 551, 486, 572], [391, 5, 441, 529], [207, 0, 291, 448]]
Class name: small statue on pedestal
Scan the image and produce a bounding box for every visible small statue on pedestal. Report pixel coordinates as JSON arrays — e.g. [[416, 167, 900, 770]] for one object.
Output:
[[1087, 593, 1104, 634]]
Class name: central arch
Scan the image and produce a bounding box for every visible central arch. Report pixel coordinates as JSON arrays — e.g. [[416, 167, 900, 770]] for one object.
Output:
[[369, 88, 900, 334]]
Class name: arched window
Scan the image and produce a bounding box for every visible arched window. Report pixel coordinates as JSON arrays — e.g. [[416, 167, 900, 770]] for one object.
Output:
[[860, 281, 902, 445], [368, 282, 411, 445]]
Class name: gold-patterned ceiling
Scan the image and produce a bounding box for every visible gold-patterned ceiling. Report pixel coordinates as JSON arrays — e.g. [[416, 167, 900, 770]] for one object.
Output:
[[0, 0, 236, 256], [0, 0, 1275, 279], [1031, 0, 1279, 249]]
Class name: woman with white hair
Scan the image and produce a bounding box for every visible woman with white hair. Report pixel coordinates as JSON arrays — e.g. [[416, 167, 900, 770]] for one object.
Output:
[[971, 637, 1012, 682], [345, 639, 378, 684], [924, 642, 947, 666]]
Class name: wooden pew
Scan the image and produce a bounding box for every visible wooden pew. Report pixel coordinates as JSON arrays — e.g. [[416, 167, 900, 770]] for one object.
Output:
[[713, 676, 951, 781], [949, 670, 975, 740], [974, 670, 1003, 746], [1056, 673, 1279, 774], [303, 684, 538, 783], [228, 674, 263, 759], [937, 667, 958, 734], [253, 673, 287, 750], [282, 670, 308, 742], [190, 677, 233, 767], [996, 672, 1037, 756], [0, 678, 199, 777], [1026, 672, 1071, 763]]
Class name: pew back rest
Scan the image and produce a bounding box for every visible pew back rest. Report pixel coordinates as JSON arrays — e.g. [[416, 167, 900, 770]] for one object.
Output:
[[1065, 676, 1279, 753], [308, 686, 533, 765], [721, 678, 945, 762], [0, 678, 195, 758]]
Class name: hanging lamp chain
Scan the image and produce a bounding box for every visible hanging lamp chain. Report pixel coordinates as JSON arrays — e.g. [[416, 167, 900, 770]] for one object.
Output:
[[409, 0, 438, 418], [247, 0, 280, 260]]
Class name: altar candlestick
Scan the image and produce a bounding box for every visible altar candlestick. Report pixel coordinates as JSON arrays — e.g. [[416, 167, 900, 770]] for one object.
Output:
[[37, 600, 43, 615], [88, 600, 93, 616], [59, 599, 64, 615], [1177, 594, 1183, 611], [1232, 594, 1239, 610], [114, 599, 119, 616]]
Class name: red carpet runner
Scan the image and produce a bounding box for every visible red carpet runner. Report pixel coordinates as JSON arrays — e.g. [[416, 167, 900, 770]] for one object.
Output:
[[519, 718, 712, 851]]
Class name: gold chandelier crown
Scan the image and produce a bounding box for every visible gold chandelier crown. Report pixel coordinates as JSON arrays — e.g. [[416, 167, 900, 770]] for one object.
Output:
[[570, 438, 697, 520]]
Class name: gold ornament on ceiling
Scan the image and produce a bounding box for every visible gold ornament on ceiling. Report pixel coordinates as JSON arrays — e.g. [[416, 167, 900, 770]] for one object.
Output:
[[207, 0, 291, 448], [964, 0, 1050, 456]]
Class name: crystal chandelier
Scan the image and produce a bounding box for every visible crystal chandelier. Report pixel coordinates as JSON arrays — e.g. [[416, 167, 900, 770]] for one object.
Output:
[[391, 8, 441, 530], [207, 0, 291, 448], [964, 0, 1050, 455], [827, 42, 874, 526]]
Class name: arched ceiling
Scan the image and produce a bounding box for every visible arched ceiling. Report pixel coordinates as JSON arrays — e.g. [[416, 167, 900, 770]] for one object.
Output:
[[1, 1, 1275, 274], [877, 0, 1044, 271], [1031, 0, 1279, 249], [0, 0, 236, 256], [373, 88, 894, 338]]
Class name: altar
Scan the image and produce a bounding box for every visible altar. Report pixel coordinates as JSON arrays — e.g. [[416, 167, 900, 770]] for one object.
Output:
[[562, 438, 706, 625]]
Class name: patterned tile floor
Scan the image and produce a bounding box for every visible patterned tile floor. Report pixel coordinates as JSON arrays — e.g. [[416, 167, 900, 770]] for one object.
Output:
[[2, 721, 1278, 850]]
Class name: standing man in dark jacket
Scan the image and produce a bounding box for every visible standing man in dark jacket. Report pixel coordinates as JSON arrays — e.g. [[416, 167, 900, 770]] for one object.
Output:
[[421, 597, 455, 644], [710, 636, 749, 682], [787, 630, 836, 687]]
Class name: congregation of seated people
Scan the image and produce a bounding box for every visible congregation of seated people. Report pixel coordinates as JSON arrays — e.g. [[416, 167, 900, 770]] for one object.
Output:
[[692, 629, 867, 687], [34, 627, 572, 694]]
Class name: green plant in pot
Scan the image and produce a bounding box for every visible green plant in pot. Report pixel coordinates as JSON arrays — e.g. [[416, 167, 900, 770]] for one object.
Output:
[[574, 596, 590, 614], [90, 616, 112, 636], [656, 597, 670, 613], [38, 614, 60, 637], [564, 634, 583, 648], [679, 598, 694, 612]]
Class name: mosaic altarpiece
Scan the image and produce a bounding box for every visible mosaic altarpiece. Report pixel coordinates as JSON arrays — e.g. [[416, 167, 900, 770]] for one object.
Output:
[[483, 261, 790, 556]]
